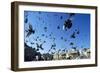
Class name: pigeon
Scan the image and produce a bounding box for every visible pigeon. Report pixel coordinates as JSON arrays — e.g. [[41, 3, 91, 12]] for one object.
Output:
[[53, 37, 55, 41], [48, 49, 51, 53], [57, 26, 60, 29], [39, 44, 44, 50], [38, 11, 42, 14], [37, 36, 39, 39], [49, 34, 52, 37], [24, 18, 28, 23], [45, 36, 48, 38], [58, 49, 61, 52], [70, 42, 74, 45], [51, 43, 56, 49], [60, 16, 63, 19], [36, 48, 39, 51], [41, 34, 45, 36], [63, 19, 72, 30], [38, 17, 41, 20], [61, 37, 63, 40], [53, 48, 56, 50], [31, 42, 34, 44], [72, 47, 77, 50], [48, 44, 56, 53], [62, 49, 65, 52], [69, 13, 75, 18], [75, 29, 80, 34], [35, 39, 38, 41], [36, 43, 44, 50], [51, 52, 54, 54], [64, 39, 67, 42], [77, 30, 80, 34], [43, 41, 46, 43], [70, 32, 76, 38], [75, 29, 77, 31], [44, 27, 47, 32], [26, 23, 35, 37], [39, 39, 41, 41], [63, 13, 75, 30]]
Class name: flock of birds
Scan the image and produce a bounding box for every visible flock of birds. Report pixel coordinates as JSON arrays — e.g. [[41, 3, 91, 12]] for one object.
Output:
[[24, 12, 81, 54]]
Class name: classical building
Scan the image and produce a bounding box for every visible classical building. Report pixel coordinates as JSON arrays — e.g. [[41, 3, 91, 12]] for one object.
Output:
[[52, 48, 90, 60]]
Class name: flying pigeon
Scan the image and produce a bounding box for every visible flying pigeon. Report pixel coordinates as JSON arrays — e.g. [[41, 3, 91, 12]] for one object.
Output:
[[63, 13, 75, 30], [72, 47, 77, 50], [70, 32, 76, 38], [44, 27, 47, 32], [61, 37, 63, 40], [50, 43, 56, 50], [60, 16, 63, 19], [64, 39, 67, 42], [57, 26, 60, 29], [41, 34, 45, 36], [26, 23, 35, 37], [70, 42, 74, 45], [31, 42, 34, 44], [69, 13, 75, 18], [36, 43, 44, 50], [77, 30, 80, 34], [38, 11, 42, 14], [63, 19, 72, 30], [43, 41, 46, 43], [24, 18, 28, 23]]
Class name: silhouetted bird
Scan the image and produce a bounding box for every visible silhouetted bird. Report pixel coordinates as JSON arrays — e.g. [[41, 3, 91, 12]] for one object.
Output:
[[69, 13, 75, 18], [77, 30, 80, 34], [58, 49, 61, 52], [70, 42, 74, 45], [26, 24, 35, 37], [35, 39, 37, 41], [45, 36, 48, 38], [38, 11, 41, 14], [39, 39, 41, 41], [75, 29, 77, 31], [38, 17, 41, 20], [63, 19, 72, 30], [48, 49, 51, 53], [44, 27, 47, 32], [24, 18, 28, 23], [70, 32, 76, 38], [37, 36, 39, 38], [53, 37, 55, 41], [41, 34, 45, 36], [36, 43, 44, 50], [63, 13, 75, 30], [53, 48, 56, 50], [50, 43, 56, 50], [51, 52, 54, 54], [64, 39, 67, 42], [61, 37, 63, 40], [36, 48, 39, 51], [31, 42, 34, 44], [60, 16, 63, 19], [72, 47, 77, 50], [43, 41, 46, 43], [57, 26, 60, 29], [49, 34, 52, 36], [26, 40, 28, 42], [62, 49, 65, 52]]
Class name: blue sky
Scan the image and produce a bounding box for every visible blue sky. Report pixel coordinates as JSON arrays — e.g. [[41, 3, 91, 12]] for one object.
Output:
[[24, 11, 90, 54]]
